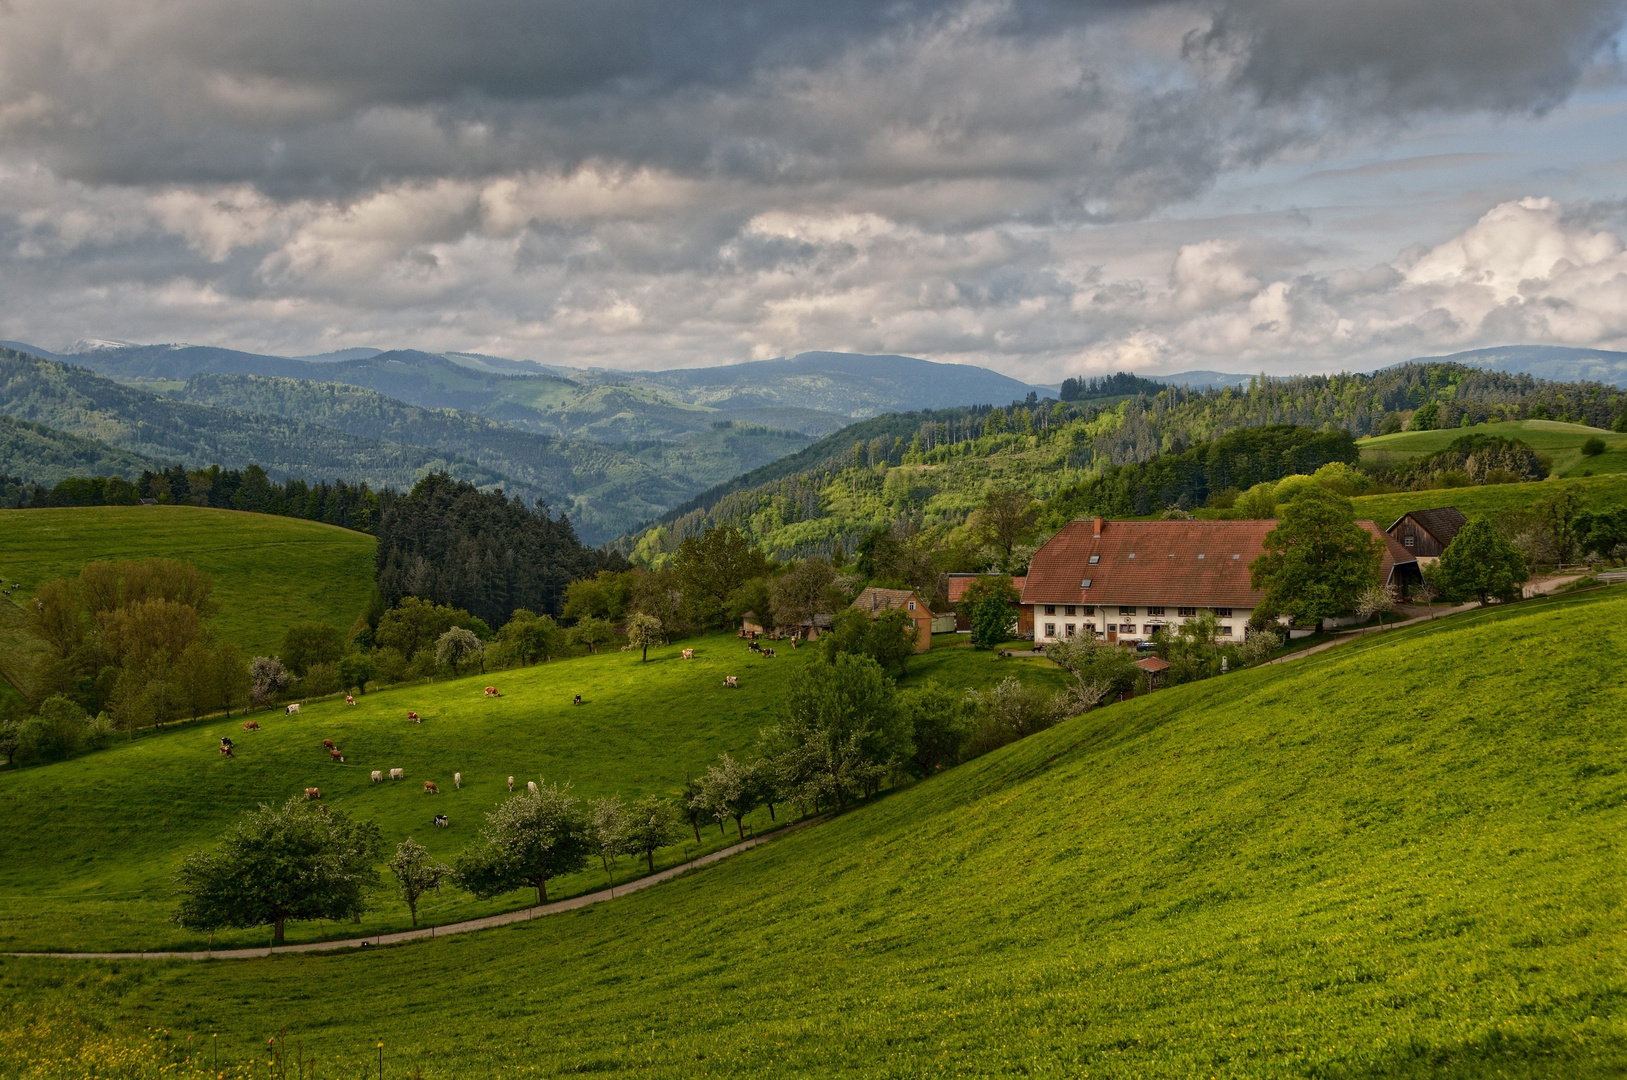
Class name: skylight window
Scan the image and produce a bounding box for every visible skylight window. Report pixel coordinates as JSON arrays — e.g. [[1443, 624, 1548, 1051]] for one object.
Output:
[[1081, 578, 1092, 588], [1127, 553, 1135, 559], [1197, 553, 1205, 559], [1088, 555, 1099, 564]]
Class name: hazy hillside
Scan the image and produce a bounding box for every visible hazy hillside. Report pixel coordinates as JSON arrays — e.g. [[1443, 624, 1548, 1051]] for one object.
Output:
[[0, 414, 165, 484], [1409, 344, 1627, 387], [0, 347, 514, 497]]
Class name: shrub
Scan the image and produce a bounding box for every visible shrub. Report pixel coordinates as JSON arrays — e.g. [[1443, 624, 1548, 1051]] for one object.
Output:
[[967, 677, 1064, 756], [1581, 436, 1606, 457]]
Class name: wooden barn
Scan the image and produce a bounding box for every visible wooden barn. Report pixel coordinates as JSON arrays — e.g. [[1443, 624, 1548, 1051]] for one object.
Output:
[[1385, 507, 1467, 558]]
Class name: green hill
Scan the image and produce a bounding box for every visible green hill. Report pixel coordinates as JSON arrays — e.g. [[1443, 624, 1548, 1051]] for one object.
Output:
[[0, 631, 1062, 951], [1350, 471, 1627, 527], [0, 414, 165, 485], [3, 587, 1623, 1077], [0, 506, 377, 676], [1359, 419, 1627, 478]]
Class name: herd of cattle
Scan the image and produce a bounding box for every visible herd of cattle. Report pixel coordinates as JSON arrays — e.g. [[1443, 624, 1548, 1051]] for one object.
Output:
[[219, 645, 767, 824]]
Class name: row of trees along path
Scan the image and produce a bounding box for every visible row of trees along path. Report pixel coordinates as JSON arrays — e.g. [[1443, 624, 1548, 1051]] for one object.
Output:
[[8, 816, 823, 961]]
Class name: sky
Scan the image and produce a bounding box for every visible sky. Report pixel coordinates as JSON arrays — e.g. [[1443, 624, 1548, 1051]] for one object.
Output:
[[2, 0, 1627, 382]]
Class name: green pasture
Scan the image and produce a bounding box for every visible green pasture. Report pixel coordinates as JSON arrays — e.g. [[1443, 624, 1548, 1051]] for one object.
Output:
[[1358, 418, 1627, 477], [0, 631, 1058, 952], [3, 587, 1623, 1077], [1350, 470, 1627, 527], [0, 505, 377, 661]]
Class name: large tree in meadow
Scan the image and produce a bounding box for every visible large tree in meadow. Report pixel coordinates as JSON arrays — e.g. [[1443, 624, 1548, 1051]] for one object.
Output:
[[451, 785, 591, 905], [673, 526, 769, 629], [174, 797, 382, 945], [1429, 521, 1528, 604], [1249, 487, 1382, 629]]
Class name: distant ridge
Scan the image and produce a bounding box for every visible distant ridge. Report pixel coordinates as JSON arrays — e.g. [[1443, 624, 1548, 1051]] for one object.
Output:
[[1146, 370, 1256, 390], [1402, 345, 1627, 388]]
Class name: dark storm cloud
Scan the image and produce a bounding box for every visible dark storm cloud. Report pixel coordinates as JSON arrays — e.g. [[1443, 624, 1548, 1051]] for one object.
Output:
[[2, 0, 1619, 197], [1193, 0, 1626, 113]]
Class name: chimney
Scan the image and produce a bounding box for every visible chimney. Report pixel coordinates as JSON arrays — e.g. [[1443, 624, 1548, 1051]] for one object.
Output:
[[1093, 517, 1104, 538]]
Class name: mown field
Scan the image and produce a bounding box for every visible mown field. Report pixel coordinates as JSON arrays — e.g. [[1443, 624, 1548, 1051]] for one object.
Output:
[[1358, 418, 1627, 478], [0, 506, 377, 666], [0, 630, 1063, 952], [1350, 470, 1627, 528], [2, 587, 1621, 1078]]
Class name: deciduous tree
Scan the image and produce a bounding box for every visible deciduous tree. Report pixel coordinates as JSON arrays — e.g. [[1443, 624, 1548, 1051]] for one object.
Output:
[[1429, 520, 1529, 604], [451, 784, 591, 905], [622, 795, 680, 873], [624, 613, 665, 661], [174, 797, 382, 945], [388, 837, 448, 926], [1249, 487, 1383, 629]]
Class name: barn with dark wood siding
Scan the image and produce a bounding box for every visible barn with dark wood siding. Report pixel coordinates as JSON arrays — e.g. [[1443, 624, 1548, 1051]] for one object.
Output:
[[1385, 507, 1467, 559]]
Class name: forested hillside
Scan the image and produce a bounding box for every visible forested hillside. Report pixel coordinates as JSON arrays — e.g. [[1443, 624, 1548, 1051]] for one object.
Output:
[[626, 362, 1627, 564], [0, 415, 164, 486]]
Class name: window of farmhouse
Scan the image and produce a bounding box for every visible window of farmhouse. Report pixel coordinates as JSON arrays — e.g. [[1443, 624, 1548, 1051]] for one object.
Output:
[[1065, 623, 1076, 637], [1211, 607, 1233, 618], [1064, 605, 1076, 616], [1177, 606, 1197, 617], [1147, 606, 1165, 616], [1044, 623, 1056, 637], [1119, 606, 1135, 616], [1045, 605, 1056, 615]]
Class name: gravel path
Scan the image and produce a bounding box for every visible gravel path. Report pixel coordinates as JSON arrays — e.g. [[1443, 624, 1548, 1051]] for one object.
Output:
[[8, 817, 821, 961]]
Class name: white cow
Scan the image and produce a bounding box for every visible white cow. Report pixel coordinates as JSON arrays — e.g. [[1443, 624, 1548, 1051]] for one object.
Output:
[[370, 770, 383, 783], [285, 702, 301, 715], [527, 781, 538, 796], [507, 775, 514, 792], [389, 767, 404, 781], [454, 771, 462, 789]]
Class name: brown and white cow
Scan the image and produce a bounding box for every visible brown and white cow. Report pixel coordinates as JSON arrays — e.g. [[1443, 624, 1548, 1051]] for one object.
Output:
[[483, 686, 501, 697], [304, 787, 321, 800], [328, 748, 344, 762], [242, 720, 260, 732], [285, 702, 301, 715], [406, 711, 420, 723], [345, 695, 356, 706], [724, 676, 739, 688], [424, 781, 439, 794], [323, 739, 336, 749]]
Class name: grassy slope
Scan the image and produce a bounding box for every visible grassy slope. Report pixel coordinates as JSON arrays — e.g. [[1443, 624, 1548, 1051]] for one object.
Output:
[[1358, 419, 1627, 478], [3, 588, 1623, 1078], [0, 631, 1061, 951], [0, 506, 376, 660], [1350, 471, 1627, 527]]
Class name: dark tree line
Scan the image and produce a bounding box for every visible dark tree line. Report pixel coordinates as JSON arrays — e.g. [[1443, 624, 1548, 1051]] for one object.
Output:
[[376, 474, 621, 627], [1046, 425, 1359, 519], [0, 464, 380, 532]]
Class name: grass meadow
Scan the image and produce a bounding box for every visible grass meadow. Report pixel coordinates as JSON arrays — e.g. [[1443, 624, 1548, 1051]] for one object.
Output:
[[1350, 470, 1627, 528], [1, 586, 1622, 1078], [0, 505, 377, 662], [1357, 418, 1627, 478], [0, 629, 1065, 952]]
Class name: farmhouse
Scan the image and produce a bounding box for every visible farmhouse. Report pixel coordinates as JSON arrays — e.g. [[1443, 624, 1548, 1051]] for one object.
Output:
[[850, 587, 939, 652], [1023, 516, 1416, 645], [1385, 506, 1466, 558], [945, 573, 1033, 635]]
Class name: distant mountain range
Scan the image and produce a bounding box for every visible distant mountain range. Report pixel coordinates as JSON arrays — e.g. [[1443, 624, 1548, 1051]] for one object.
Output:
[[1402, 345, 1627, 387]]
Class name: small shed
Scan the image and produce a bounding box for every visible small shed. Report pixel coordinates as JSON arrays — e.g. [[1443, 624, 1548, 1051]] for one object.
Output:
[[1386, 507, 1467, 559], [851, 587, 936, 652], [1134, 654, 1170, 688]]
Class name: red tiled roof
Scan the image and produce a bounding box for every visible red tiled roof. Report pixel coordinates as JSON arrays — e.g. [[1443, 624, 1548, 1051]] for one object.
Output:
[[852, 587, 934, 618], [946, 573, 1026, 604], [1021, 518, 1414, 607], [1134, 656, 1170, 672]]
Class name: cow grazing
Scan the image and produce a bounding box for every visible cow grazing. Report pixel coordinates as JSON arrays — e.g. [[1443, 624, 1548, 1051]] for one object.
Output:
[[323, 739, 336, 749], [406, 711, 420, 723], [572, 694, 582, 706], [218, 737, 235, 757], [747, 641, 760, 653], [390, 768, 404, 781], [454, 771, 462, 789], [424, 781, 439, 794], [433, 814, 448, 828], [304, 787, 321, 800], [762, 647, 776, 658], [724, 675, 739, 688], [370, 770, 383, 783], [345, 695, 356, 706], [483, 686, 501, 697], [507, 775, 514, 792], [242, 720, 259, 732], [527, 781, 538, 796], [681, 648, 694, 660], [285, 702, 301, 715], [328, 748, 344, 762]]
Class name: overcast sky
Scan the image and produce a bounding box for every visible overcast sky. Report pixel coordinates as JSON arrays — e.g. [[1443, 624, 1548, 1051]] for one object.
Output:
[[2, 0, 1626, 380]]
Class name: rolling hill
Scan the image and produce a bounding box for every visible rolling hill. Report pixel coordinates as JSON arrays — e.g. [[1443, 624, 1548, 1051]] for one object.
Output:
[[0, 630, 1063, 951], [1357, 418, 1627, 478], [0, 414, 165, 485], [2, 586, 1621, 1077], [0, 506, 378, 690]]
